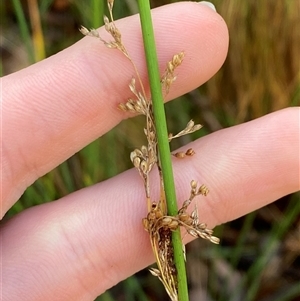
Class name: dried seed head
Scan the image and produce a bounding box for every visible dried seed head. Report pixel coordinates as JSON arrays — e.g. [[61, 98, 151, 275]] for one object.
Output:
[[125, 101, 135, 112], [210, 236, 220, 244], [168, 120, 203, 141], [130, 150, 138, 162], [155, 207, 163, 219], [199, 231, 210, 240], [149, 268, 161, 277], [181, 199, 191, 210], [186, 148, 195, 156], [198, 185, 209, 196], [171, 52, 184, 68], [191, 180, 197, 190], [169, 220, 179, 230], [83, 4, 185, 299], [141, 145, 148, 156], [79, 25, 90, 36], [161, 217, 173, 226], [186, 120, 195, 131], [103, 15, 110, 30], [118, 103, 127, 111], [161, 51, 185, 95], [178, 212, 190, 222], [191, 209, 198, 220], [173, 148, 196, 159], [173, 151, 186, 159], [129, 78, 136, 94], [204, 228, 213, 235], [187, 229, 199, 238], [197, 223, 207, 230], [147, 129, 156, 142], [132, 157, 141, 169], [167, 61, 174, 74], [79, 26, 100, 38], [140, 160, 148, 173]]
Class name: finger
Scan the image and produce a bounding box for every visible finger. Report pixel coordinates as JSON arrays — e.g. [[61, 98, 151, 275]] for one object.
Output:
[[2, 2, 228, 212], [2, 107, 299, 301]]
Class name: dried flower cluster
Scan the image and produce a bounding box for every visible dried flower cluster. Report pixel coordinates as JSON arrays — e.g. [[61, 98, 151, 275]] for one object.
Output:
[[80, 1, 219, 300]]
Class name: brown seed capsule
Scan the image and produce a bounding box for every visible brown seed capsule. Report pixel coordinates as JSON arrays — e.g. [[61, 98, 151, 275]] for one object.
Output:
[[186, 148, 195, 156], [178, 212, 190, 222], [132, 157, 141, 169], [173, 151, 186, 158], [197, 223, 207, 230], [161, 217, 173, 226], [191, 180, 197, 190], [169, 220, 179, 230], [198, 184, 209, 196], [140, 160, 148, 173]]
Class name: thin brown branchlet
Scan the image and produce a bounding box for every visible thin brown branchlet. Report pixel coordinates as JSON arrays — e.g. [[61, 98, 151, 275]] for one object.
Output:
[[80, 1, 219, 300]]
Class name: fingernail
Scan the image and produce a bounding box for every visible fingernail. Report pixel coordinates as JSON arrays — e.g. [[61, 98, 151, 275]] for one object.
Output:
[[198, 1, 217, 12]]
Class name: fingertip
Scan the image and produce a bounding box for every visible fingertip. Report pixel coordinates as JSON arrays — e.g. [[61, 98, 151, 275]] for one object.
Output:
[[198, 1, 217, 12], [157, 2, 230, 94]]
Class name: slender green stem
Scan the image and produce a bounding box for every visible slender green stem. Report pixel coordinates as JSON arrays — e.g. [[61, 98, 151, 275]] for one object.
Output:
[[136, 1, 189, 300], [91, 0, 104, 28]]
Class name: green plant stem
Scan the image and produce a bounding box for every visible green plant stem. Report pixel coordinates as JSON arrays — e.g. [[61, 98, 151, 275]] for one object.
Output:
[[91, 0, 104, 28], [136, 1, 189, 300]]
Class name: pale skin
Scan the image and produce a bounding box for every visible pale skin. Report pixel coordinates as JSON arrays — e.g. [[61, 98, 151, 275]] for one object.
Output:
[[1, 2, 299, 301]]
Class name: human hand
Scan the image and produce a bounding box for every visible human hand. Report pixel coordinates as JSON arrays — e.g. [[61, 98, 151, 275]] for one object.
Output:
[[2, 2, 299, 300]]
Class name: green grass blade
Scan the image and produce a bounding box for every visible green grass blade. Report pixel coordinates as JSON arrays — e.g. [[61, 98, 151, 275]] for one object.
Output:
[[246, 194, 300, 300], [11, 0, 35, 63], [230, 212, 256, 267]]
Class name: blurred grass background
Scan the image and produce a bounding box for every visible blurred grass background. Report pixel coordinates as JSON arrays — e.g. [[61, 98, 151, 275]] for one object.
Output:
[[1, 0, 300, 300]]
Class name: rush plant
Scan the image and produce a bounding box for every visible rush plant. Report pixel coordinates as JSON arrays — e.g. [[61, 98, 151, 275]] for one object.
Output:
[[80, 1, 219, 300]]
